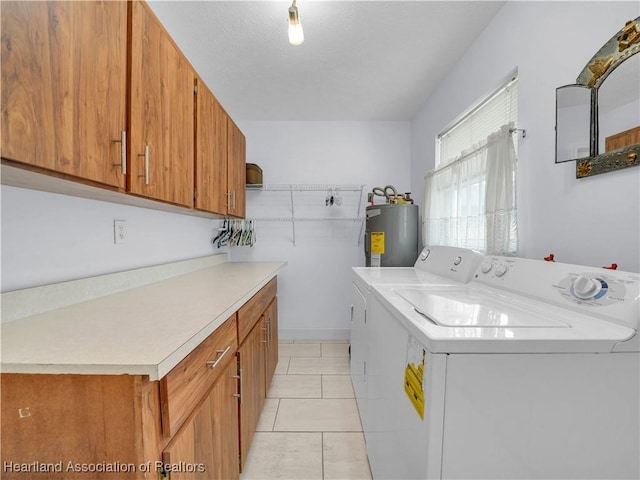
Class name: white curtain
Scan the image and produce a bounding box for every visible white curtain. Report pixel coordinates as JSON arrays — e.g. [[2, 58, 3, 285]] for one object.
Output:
[[423, 124, 518, 255]]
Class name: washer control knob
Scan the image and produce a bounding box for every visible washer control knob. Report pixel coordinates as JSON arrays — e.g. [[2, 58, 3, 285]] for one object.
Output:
[[420, 249, 431, 261], [573, 275, 602, 300], [494, 264, 508, 277], [453, 256, 462, 266], [481, 262, 493, 273]]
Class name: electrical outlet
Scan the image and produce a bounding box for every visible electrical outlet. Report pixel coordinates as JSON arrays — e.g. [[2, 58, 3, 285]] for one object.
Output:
[[114, 220, 126, 245]]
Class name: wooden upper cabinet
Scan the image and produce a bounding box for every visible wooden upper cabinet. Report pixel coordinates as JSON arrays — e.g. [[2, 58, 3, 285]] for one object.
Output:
[[129, 0, 195, 208], [196, 82, 246, 217], [227, 118, 246, 218], [1, 1, 128, 189], [2, 0, 245, 218], [195, 77, 228, 214]]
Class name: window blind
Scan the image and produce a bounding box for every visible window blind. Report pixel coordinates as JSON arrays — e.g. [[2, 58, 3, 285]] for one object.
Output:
[[437, 78, 518, 167]]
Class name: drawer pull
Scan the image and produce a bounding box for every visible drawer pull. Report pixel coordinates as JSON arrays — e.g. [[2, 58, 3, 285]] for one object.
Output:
[[206, 345, 231, 369]]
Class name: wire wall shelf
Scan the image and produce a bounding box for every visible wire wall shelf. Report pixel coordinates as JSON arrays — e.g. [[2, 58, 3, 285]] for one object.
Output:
[[246, 184, 365, 192], [244, 184, 366, 245]]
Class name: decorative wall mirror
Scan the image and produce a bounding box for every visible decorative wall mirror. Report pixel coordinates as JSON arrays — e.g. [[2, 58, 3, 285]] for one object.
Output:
[[555, 17, 640, 178]]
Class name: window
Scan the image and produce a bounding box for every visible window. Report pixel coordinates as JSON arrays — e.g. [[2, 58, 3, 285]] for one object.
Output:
[[423, 77, 518, 255]]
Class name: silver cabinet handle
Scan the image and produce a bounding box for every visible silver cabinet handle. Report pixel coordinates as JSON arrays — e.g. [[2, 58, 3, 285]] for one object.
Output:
[[206, 345, 231, 369], [226, 191, 236, 212], [262, 322, 269, 344], [112, 130, 127, 174], [138, 145, 149, 185], [350, 304, 354, 322], [233, 368, 244, 403]]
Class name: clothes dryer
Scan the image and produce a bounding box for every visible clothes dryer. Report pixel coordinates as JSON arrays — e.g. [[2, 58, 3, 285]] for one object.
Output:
[[350, 246, 484, 444]]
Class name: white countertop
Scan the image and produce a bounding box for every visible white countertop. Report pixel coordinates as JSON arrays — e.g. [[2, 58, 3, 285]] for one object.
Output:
[[1, 261, 286, 380]]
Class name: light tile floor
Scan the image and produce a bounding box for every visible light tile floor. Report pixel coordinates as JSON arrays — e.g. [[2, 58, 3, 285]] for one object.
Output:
[[240, 340, 372, 480]]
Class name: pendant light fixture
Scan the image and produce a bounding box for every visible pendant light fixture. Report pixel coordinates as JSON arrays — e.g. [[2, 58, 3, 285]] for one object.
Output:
[[288, 0, 304, 45]]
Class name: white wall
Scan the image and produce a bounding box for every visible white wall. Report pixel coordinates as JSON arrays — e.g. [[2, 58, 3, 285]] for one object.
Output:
[[4, 1, 638, 341], [230, 121, 411, 338], [1, 186, 220, 291], [411, 1, 640, 272]]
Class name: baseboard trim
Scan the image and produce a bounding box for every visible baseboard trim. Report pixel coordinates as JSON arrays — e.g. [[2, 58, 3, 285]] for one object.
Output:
[[279, 329, 350, 341]]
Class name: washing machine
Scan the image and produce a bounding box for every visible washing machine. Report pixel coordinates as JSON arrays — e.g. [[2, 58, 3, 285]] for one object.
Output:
[[350, 246, 484, 443], [366, 256, 639, 479]]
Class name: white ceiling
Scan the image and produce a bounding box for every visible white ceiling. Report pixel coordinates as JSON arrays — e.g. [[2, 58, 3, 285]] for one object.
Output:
[[148, 1, 506, 121]]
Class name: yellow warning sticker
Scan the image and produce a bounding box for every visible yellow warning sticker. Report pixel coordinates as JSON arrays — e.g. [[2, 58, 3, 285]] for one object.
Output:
[[404, 337, 426, 420], [371, 232, 385, 254]]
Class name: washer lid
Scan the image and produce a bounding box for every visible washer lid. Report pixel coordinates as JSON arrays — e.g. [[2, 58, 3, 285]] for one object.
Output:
[[396, 288, 571, 328], [373, 284, 636, 354]]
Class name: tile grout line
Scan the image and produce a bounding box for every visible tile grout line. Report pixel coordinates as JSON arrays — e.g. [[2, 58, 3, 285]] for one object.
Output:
[[321, 431, 325, 480], [271, 398, 280, 432]]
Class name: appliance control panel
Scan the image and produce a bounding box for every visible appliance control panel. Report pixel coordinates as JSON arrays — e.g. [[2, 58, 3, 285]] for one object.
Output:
[[555, 273, 628, 306], [414, 246, 485, 283], [478, 258, 514, 279], [474, 256, 640, 331]]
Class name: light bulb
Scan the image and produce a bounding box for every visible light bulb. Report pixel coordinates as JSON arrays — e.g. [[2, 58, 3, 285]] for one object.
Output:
[[288, 22, 304, 46], [288, 2, 304, 45]]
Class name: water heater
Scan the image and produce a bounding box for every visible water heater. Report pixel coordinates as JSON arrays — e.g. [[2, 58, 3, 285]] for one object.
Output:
[[365, 204, 419, 267]]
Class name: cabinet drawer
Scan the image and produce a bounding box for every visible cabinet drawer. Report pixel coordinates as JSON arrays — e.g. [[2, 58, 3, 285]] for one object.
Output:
[[160, 314, 237, 437], [238, 278, 277, 344]]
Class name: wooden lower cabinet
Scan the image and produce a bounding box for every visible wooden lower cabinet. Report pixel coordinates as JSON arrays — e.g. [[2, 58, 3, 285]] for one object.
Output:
[[1, 280, 278, 480], [162, 359, 239, 480], [264, 298, 279, 394], [237, 317, 267, 470], [1, 373, 156, 480], [209, 361, 241, 480]]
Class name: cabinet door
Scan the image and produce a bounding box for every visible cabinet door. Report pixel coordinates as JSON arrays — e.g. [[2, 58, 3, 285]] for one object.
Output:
[[264, 298, 279, 394], [237, 318, 266, 470], [129, 0, 194, 207], [162, 415, 201, 480], [162, 359, 239, 480], [162, 399, 212, 480], [1, 1, 127, 188], [209, 360, 240, 480], [1, 374, 144, 479], [195, 77, 228, 214], [227, 118, 246, 218]]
